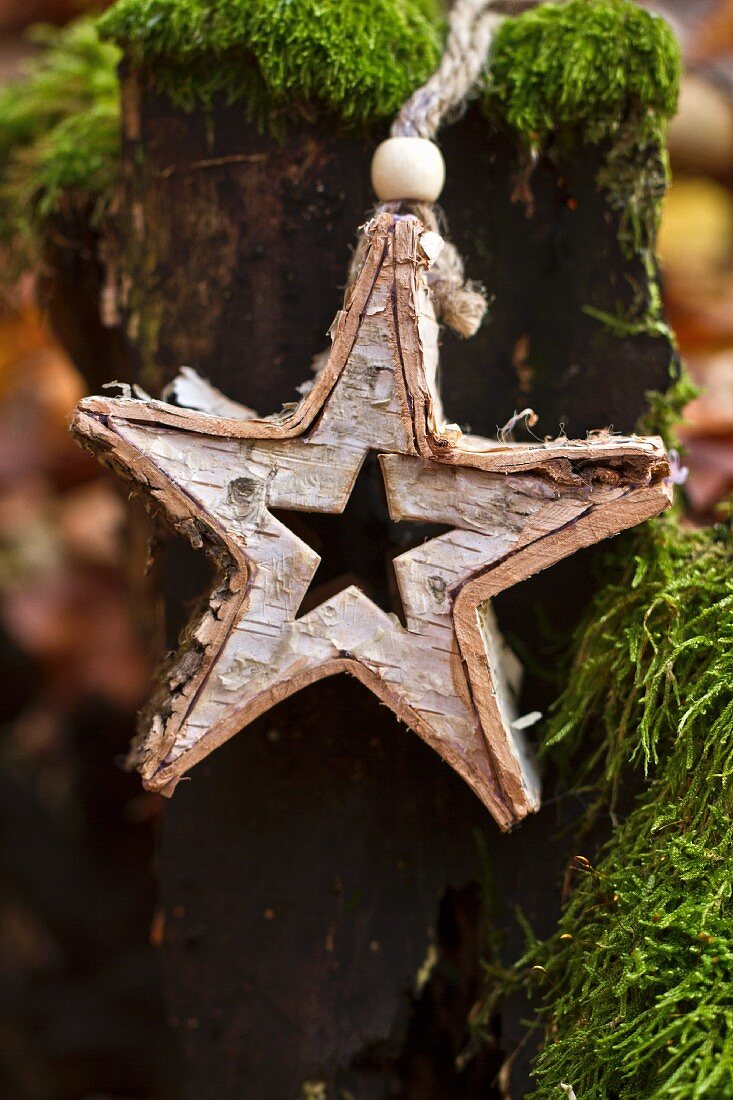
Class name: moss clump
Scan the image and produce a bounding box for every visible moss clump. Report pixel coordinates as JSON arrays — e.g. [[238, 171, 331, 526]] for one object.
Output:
[[487, 0, 681, 344], [0, 1, 442, 272], [486, 0, 681, 245], [487, 0, 679, 149], [495, 517, 733, 1098], [0, 20, 120, 263], [99, 0, 444, 126]]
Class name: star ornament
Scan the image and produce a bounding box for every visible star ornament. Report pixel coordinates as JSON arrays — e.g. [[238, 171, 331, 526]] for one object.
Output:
[[72, 214, 671, 830]]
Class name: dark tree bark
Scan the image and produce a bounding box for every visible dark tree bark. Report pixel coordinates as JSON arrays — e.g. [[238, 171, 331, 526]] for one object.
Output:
[[76, 67, 675, 1099], [40, 205, 130, 393]]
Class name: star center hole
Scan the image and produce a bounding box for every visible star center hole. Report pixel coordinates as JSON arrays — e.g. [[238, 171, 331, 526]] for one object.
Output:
[[271, 453, 451, 625]]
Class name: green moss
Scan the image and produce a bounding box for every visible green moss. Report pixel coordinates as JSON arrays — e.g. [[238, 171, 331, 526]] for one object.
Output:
[[488, 517, 733, 1098], [639, 369, 699, 448], [99, 0, 444, 126], [0, 1, 442, 271], [0, 20, 120, 263], [487, 0, 681, 346], [487, 0, 680, 149], [486, 0, 681, 242]]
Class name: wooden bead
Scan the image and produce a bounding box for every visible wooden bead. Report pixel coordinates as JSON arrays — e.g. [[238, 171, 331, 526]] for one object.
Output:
[[371, 137, 445, 203]]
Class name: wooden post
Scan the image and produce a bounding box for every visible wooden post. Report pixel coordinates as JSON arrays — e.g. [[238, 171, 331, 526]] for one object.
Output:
[[89, 68, 674, 1098]]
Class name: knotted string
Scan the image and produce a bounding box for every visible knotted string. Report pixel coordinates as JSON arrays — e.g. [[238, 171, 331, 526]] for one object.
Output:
[[349, 0, 534, 337]]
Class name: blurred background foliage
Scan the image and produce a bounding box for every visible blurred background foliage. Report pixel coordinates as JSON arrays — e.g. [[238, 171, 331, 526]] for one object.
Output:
[[0, 5, 176, 1097]]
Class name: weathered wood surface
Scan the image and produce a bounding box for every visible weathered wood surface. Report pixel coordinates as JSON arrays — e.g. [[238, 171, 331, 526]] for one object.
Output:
[[75, 71, 677, 1098], [74, 215, 670, 832]]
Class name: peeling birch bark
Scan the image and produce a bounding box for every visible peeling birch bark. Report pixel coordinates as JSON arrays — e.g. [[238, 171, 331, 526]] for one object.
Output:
[[72, 214, 672, 830]]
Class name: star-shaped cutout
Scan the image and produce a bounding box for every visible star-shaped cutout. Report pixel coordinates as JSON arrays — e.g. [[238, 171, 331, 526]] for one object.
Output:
[[72, 214, 671, 830]]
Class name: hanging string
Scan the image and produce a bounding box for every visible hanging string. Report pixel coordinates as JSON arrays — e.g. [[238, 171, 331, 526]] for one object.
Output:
[[392, 0, 504, 140], [348, 0, 526, 338]]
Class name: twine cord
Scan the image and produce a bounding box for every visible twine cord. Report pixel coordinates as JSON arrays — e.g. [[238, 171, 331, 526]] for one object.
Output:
[[351, 0, 520, 337], [392, 0, 503, 140]]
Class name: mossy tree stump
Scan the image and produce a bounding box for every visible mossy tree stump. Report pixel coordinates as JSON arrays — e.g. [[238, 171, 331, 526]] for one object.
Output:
[[74, 4, 678, 1090], [0, 0, 682, 1094]]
